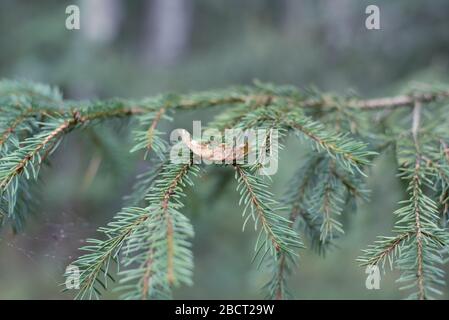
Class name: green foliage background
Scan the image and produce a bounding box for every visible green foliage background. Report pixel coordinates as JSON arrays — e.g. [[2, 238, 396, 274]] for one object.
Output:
[[0, 0, 449, 299]]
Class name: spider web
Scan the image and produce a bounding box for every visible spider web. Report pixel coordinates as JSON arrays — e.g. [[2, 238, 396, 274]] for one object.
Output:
[[0, 210, 97, 290]]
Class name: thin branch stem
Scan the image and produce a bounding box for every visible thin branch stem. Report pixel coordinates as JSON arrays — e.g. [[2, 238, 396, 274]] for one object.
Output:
[[234, 165, 280, 250], [0, 108, 62, 147], [142, 248, 154, 300], [0, 107, 143, 189], [412, 161, 426, 300], [146, 107, 165, 152], [161, 164, 190, 285], [411, 101, 425, 300], [412, 101, 422, 152]]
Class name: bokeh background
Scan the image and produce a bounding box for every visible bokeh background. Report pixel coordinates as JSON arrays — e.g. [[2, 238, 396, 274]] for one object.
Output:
[[1, 0, 449, 299]]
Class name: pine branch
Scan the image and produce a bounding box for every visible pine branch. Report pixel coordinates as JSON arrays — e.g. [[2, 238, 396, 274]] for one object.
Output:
[[69, 162, 198, 299], [2, 79, 449, 300], [234, 165, 303, 257], [234, 165, 304, 299], [130, 107, 169, 160], [282, 86, 449, 110], [68, 206, 150, 299], [118, 162, 198, 299], [287, 113, 375, 174], [264, 249, 297, 300], [359, 100, 449, 299], [0, 108, 61, 148]]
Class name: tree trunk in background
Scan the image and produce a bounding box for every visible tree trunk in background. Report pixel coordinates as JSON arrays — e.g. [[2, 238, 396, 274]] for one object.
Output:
[[319, 0, 355, 51], [140, 0, 194, 66], [282, 0, 304, 37], [81, 0, 123, 45]]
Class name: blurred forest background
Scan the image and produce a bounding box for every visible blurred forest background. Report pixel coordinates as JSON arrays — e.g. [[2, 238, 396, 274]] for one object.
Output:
[[1, 0, 449, 299]]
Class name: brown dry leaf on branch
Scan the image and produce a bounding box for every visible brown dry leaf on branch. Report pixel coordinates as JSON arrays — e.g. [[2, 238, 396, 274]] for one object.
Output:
[[177, 129, 248, 162]]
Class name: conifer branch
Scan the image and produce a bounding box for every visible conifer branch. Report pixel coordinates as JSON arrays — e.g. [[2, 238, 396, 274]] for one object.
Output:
[[345, 90, 449, 110], [118, 162, 198, 299], [359, 98, 449, 299], [70, 207, 151, 299], [0, 106, 141, 191], [233, 164, 304, 300], [2, 79, 449, 300], [69, 162, 198, 299], [234, 165, 303, 256], [0, 108, 61, 147], [411, 101, 426, 299]]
